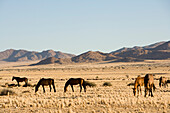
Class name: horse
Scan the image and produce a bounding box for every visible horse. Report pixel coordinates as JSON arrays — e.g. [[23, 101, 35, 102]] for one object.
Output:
[[133, 76, 144, 96], [64, 78, 86, 92], [144, 74, 156, 97], [35, 78, 56, 93], [12, 76, 28, 87], [159, 76, 168, 88]]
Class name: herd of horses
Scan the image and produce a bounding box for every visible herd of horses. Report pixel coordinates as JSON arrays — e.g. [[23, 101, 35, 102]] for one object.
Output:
[[133, 74, 168, 97], [11, 74, 168, 97], [12, 76, 86, 93]]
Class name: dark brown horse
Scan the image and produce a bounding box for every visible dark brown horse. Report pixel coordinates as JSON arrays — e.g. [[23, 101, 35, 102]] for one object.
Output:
[[144, 74, 156, 97], [64, 78, 86, 92], [35, 78, 56, 93], [159, 76, 168, 88], [12, 76, 28, 86], [133, 76, 144, 96]]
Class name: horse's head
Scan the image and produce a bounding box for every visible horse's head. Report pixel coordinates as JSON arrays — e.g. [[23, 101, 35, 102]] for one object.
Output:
[[132, 88, 136, 96], [64, 86, 67, 93], [12, 76, 15, 81], [35, 85, 39, 93]]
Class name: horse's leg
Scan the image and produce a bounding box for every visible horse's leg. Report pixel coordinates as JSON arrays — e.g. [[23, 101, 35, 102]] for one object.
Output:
[[52, 84, 56, 92], [164, 83, 166, 88], [51, 80, 56, 92], [17, 82, 20, 87], [25, 79, 28, 86], [42, 85, 45, 93], [144, 88, 148, 97], [80, 84, 82, 92], [49, 85, 52, 92], [83, 84, 86, 92], [137, 86, 139, 96], [140, 86, 142, 95], [71, 85, 74, 92], [150, 84, 154, 97], [144, 88, 147, 97], [25, 81, 27, 86]]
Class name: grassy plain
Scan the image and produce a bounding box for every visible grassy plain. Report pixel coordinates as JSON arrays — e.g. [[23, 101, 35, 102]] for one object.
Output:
[[0, 60, 170, 113]]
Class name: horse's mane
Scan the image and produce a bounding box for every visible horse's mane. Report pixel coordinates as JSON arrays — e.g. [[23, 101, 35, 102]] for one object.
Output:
[[64, 79, 71, 90], [35, 79, 42, 89]]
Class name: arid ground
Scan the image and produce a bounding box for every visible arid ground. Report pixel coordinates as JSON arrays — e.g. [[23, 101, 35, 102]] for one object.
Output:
[[0, 60, 170, 113]]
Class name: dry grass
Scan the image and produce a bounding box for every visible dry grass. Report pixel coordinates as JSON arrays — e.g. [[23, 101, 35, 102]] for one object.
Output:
[[0, 60, 170, 112]]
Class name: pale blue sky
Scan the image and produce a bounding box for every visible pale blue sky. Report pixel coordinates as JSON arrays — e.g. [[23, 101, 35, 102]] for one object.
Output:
[[0, 0, 170, 55]]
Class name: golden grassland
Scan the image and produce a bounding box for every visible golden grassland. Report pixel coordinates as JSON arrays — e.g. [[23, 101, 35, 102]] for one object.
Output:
[[0, 60, 170, 113]]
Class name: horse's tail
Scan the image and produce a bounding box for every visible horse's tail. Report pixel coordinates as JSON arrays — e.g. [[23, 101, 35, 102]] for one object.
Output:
[[159, 77, 162, 87], [25, 78, 28, 86], [153, 84, 156, 91]]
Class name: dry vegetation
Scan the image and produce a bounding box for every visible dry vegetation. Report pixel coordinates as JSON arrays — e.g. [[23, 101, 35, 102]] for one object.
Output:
[[0, 60, 170, 113]]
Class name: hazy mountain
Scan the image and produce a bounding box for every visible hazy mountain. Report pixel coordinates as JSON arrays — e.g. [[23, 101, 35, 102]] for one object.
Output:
[[151, 41, 170, 50], [112, 41, 170, 60], [0, 49, 75, 62], [111, 41, 166, 54]]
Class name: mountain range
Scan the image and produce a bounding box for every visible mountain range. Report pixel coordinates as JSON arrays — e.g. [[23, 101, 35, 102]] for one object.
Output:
[[0, 41, 169, 65], [0, 49, 75, 62], [31, 41, 170, 65]]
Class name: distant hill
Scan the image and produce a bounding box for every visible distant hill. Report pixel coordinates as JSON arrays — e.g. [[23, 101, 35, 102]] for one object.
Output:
[[112, 41, 170, 60], [0, 49, 75, 62], [31, 51, 120, 65], [72, 51, 119, 63], [31, 57, 73, 65], [114, 57, 144, 62], [151, 41, 170, 50], [111, 41, 165, 54]]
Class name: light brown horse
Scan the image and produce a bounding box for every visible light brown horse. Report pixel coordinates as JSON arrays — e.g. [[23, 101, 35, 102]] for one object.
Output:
[[35, 78, 56, 93], [159, 77, 168, 88], [64, 78, 86, 92], [144, 74, 156, 97], [133, 76, 144, 96], [12, 76, 28, 86]]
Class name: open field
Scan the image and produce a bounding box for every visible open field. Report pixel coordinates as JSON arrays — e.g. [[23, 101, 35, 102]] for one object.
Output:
[[0, 60, 170, 113]]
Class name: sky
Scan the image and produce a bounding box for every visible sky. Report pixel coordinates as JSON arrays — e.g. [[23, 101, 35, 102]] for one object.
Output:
[[0, 0, 170, 55]]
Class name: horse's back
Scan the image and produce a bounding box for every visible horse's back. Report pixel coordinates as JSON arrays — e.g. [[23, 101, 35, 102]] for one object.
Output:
[[13, 77, 28, 82], [136, 77, 144, 86], [39, 78, 54, 85], [69, 78, 84, 85], [144, 74, 154, 85]]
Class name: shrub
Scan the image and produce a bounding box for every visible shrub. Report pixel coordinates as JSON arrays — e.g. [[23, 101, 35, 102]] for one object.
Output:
[[23, 83, 34, 87], [85, 81, 96, 87], [127, 82, 134, 86], [0, 89, 16, 96], [103, 82, 112, 86]]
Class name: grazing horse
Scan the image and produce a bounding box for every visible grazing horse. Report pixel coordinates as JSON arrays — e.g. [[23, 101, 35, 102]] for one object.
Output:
[[133, 76, 144, 96], [64, 78, 86, 92], [35, 78, 56, 93], [159, 77, 168, 88], [144, 74, 156, 97], [12, 76, 28, 86]]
